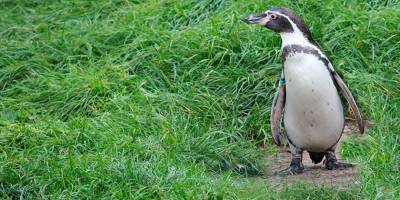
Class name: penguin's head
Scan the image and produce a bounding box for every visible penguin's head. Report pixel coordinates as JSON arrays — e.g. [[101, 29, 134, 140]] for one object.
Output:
[[243, 8, 312, 40]]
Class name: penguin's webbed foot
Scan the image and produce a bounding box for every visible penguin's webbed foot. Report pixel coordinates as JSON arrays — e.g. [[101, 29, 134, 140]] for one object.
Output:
[[325, 160, 353, 170], [273, 163, 304, 175], [324, 151, 353, 170]]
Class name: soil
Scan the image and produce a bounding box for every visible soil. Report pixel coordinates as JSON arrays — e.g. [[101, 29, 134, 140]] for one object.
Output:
[[264, 120, 367, 189]]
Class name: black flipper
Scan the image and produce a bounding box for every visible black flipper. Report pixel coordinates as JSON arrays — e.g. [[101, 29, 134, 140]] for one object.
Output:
[[331, 70, 364, 133], [270, 79, 286, 147]]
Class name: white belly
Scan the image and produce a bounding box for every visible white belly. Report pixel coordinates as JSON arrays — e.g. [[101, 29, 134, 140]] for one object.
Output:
[[284, 53, 344, 152]]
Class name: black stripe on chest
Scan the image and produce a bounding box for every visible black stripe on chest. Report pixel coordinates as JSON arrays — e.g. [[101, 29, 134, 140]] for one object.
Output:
[[282, 44, 330, 67]]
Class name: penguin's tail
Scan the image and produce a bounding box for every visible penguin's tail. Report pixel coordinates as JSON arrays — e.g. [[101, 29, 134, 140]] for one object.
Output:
[[308, 152, 325, 164]]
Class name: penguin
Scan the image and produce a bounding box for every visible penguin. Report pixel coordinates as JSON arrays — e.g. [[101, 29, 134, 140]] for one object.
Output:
[[243, 8, 364, 174]]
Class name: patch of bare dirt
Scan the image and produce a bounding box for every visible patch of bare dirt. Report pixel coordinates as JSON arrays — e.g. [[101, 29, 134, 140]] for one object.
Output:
[[265, 121, 367, 189]]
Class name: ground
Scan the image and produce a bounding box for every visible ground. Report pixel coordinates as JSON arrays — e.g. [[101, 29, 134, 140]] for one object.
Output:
[[0, 0, 399, 199], [266, 121, 363, 189]]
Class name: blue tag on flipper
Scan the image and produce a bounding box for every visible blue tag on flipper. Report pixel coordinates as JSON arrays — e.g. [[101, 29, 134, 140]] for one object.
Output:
[[279, 78, 286, 85]]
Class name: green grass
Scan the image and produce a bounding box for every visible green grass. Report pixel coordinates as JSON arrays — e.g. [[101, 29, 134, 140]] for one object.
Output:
[[0, 0, 399, 199]]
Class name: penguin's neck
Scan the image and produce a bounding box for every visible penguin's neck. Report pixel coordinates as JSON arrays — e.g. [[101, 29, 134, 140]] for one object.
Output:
[[280, 32, 313, 48], [280, 31, 333, 70]]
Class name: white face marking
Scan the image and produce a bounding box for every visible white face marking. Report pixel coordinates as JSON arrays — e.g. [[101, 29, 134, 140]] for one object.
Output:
[[269, 10, 331, 67], [267, 11, 311, 47]]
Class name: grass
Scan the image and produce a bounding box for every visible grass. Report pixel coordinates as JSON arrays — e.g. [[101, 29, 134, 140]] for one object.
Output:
[[0, 0, 399, 199]]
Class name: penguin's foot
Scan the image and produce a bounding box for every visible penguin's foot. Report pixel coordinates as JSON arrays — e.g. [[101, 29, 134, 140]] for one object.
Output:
[[325, 160, 353, 170], [324, 151, 353, 170], [273, 163, 304, 175]]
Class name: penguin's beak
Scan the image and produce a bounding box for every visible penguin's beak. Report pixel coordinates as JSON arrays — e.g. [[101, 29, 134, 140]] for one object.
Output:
[[243, 13, 267, 24]]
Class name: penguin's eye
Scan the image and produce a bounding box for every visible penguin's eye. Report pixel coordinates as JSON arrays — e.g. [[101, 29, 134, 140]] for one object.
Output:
[[270, 14, 277, 20]]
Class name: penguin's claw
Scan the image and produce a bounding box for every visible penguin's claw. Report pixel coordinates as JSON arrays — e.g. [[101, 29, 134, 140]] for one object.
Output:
[[273, 164, 304, 175], [325, 161, 353, 170]]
